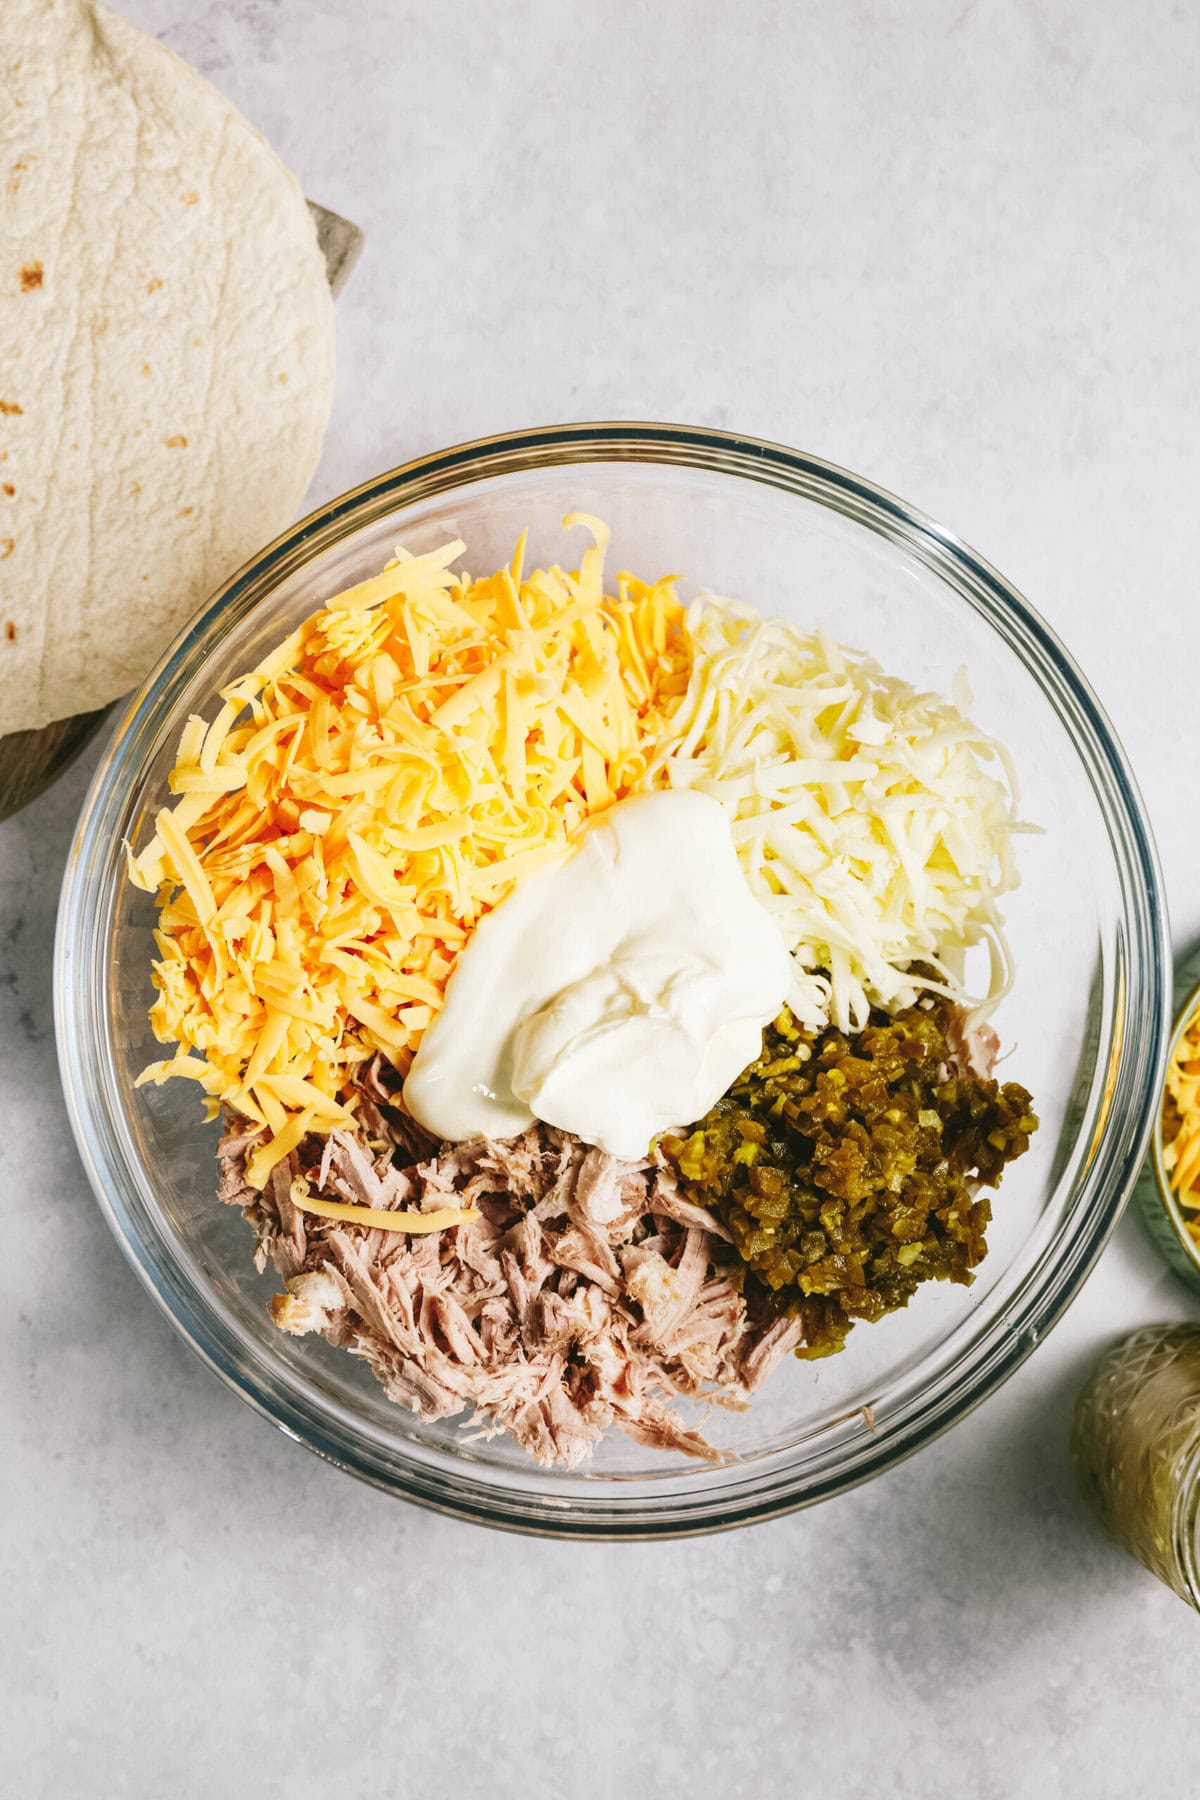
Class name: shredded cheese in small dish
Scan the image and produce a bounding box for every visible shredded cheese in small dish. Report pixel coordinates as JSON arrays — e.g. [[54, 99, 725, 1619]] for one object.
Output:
[[1163, 1006, 1200, 1241]]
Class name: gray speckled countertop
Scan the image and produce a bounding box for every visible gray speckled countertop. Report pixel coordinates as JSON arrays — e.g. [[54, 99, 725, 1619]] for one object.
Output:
[[5, 3, 1200, 1795]]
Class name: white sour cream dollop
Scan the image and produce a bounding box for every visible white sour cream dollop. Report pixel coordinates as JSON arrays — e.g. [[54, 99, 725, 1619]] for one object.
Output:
[[402, 789, 791, 1160]]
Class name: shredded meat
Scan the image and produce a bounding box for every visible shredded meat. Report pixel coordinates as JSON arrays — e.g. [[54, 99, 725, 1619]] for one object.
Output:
[[945, 1010, 1001, 1080], [217, 1057, 795, 1469]]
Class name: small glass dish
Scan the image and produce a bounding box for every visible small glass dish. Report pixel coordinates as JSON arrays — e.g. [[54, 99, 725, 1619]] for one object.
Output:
[[55, 423, 1170, 1537], [1134, 943, 1200, 1293]]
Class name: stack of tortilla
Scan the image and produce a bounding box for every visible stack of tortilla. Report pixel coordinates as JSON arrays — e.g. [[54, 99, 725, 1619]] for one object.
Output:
[[0, 0, 337, 734]]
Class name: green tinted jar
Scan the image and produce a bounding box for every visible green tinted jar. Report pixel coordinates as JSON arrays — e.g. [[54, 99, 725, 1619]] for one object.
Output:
[[1072, 1325, 1200, 1607]]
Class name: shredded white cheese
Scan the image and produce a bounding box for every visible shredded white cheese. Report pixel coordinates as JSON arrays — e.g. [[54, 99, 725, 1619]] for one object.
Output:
[[645, 595, 1022, 1033]]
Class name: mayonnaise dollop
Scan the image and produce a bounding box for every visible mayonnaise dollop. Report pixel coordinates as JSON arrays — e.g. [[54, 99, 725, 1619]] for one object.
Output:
[[402, 790, 791, 1159]]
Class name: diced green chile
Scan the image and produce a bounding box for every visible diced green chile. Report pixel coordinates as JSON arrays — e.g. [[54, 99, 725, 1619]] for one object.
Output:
[[659, 999, 1038, 1360]]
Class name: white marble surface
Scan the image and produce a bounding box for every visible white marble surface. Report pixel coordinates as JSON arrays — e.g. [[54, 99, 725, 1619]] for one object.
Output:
[[4, 2, 1200, 1794]]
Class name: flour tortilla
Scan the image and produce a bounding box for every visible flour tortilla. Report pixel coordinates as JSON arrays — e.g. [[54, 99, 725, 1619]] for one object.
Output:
[[0, 0, 336, 732]]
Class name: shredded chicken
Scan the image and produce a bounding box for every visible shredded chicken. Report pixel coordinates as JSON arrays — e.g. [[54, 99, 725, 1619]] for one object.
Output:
[[218, 1057, 801, 1469]]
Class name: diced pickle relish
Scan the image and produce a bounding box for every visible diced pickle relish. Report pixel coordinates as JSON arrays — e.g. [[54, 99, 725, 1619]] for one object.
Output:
[[659, 998, 1037, 1360]]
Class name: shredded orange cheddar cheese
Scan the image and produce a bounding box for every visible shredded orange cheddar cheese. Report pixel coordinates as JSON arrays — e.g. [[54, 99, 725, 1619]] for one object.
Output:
[[1164, 1007, 1200, 1243], [288, 1189, 479, 1234], [129, 515, 690, 1185]]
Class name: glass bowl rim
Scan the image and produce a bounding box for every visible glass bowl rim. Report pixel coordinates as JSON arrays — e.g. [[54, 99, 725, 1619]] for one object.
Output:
[[54, 420, 1171, 1538]]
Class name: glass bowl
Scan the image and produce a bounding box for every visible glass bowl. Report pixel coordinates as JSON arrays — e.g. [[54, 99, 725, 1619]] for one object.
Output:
[[55, 423, 1170, 1537]]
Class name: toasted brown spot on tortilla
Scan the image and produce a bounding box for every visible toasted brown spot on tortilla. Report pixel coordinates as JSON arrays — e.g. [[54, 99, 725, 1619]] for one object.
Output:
[[180, 190, 199, 205], [18, 262, 43, 292], [278, 373, 288, 384], [4, 620, 15, 642], [163, 434, 187, 449], [128, 480, 142, 497], [179, 505, 194, 516], [9, 158, 33, 195], [146, 277, 162, 294], [0, 539, 13, 559], [1, 483, 14, 497], [0, 400, 21, 414]]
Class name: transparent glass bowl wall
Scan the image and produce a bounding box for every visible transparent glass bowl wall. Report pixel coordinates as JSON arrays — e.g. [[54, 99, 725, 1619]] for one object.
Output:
[[56, 425, 1169, 1537]]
